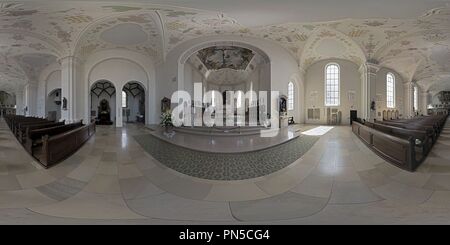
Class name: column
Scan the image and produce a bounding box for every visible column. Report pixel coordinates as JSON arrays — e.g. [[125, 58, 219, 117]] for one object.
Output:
[[359, 62, 380, 122], [421, 90, 431, 116], [403, 81, 414, 118], [116, 87, 123, 128], [15, 90, 24, 115], [60, 56, 79, 123], [24, 83, 38, 116]]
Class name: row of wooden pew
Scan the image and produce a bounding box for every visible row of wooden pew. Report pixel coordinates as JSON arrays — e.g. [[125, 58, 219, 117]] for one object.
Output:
[[352, 115, 447, 171], [4, 115, 96, 168]]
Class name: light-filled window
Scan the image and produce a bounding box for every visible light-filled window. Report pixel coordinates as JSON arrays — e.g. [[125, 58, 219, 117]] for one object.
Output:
[[325, 63, 340, 106], [414, 86, 418, 111], [236, 91, 242, 108], [122, 91, 127, 108], [386, 73, 395, 108], [288, 82, 294, 110]]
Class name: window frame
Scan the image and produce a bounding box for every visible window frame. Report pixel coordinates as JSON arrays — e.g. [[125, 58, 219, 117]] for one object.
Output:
[[386, 72, 396, 108], [288, 81, 294, 111], [122, 91, 127, 108], [324, 63, 340, 107], [413, 86, 418, 112]]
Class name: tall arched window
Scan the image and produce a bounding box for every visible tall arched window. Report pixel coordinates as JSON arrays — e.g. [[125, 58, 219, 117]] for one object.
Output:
[[413, 86, 418, 112], [386, 73, 395, 108], [325, 63, 340, 106], [288, 81, 294, 110], [122, 91, 127, 108]]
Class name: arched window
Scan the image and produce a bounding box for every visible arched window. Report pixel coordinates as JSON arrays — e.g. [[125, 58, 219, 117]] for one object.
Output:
[[386, 73, 395, 108], [325, 63, 340, 106], [413, 86, 418, 111], [288, 82, 294, 110], [122, 91, 127, 108]]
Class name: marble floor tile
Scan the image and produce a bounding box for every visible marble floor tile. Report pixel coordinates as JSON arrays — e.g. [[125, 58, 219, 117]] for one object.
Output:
[[230, 191, 328, 221], [330, 181, 382, 204]]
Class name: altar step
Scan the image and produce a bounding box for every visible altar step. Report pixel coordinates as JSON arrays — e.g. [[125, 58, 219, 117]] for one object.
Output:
[[174, 125, 267, 136]]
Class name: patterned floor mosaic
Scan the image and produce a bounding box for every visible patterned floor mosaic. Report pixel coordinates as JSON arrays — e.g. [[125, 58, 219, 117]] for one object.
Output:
[[134, 134, 319, 180]]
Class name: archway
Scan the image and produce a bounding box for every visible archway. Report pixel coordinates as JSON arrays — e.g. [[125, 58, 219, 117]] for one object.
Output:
[[179, 42, 271, 126], [0, 91, 16, 117], [122, 81, 146, 125], [90, 80, 116, 125], [46, 88, 62, 121]]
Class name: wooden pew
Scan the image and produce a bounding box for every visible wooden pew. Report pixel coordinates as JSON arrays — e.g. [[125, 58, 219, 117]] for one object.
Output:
[[19, 121, 65, 143], [36, 122, 96, 168], [352, 121, 416, 171], [353, 115, 448, 171], [15, 120, 54, 138], [24, 121, 83, 154]]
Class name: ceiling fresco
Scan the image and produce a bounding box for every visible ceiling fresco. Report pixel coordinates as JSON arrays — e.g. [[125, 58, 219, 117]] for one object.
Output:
[[196, 46, 254, 70], [0, 1, 448, 93]]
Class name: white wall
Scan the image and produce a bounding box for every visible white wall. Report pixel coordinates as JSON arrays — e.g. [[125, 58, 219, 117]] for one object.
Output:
[[304, 59, 361, 125], [375, 67, 405, 120]]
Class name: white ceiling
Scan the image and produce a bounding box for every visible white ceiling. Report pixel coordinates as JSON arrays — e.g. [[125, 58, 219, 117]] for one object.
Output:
[[0, 0, 449, 94], [24, 0, 450, 26]]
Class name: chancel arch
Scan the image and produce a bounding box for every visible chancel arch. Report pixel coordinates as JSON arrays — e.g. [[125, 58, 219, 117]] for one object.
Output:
[[178, 41, 271, 127]]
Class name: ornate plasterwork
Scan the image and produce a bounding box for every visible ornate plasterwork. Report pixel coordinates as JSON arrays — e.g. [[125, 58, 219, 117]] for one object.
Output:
[[0, 2, 448, 94], [75, 12, 163, 59]]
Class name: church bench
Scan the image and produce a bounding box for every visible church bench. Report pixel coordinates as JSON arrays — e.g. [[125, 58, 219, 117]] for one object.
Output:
[[15, 120, 55, 138], [18, 121, 65, 144], [352, 121, 417, 171], [36, 122, 96, 168], [11, 117, 48, 135], [353, 115, 447, 171], [368, 122, 434, 156], [24, 121, 83, 154]]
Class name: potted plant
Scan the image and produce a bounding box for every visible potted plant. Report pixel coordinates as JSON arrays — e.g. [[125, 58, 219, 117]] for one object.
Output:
[[161, 111, 174, 133]]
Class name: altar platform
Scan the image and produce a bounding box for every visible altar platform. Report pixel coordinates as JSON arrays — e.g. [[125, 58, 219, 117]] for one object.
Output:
[[145, 124, 313, 153]]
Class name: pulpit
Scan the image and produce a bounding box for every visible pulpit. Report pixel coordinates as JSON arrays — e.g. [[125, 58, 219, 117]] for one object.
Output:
[[96, 99, 113, 125]]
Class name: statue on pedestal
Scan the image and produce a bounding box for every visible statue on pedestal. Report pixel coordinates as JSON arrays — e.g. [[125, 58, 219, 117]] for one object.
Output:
[[96, 99, 113, 125]]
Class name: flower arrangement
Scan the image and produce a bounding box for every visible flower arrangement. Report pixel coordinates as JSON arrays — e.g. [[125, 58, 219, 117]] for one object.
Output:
[[160, 111, 173, 128]]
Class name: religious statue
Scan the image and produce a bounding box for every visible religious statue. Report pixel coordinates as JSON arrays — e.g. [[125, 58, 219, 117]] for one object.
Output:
[[96, 99, 113, 125]]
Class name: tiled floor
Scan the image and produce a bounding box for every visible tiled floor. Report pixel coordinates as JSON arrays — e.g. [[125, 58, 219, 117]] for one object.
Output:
[[0, 117, 449, 224]]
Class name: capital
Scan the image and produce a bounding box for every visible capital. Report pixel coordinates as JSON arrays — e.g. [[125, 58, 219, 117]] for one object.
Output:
[[58, 55, 80, 65]]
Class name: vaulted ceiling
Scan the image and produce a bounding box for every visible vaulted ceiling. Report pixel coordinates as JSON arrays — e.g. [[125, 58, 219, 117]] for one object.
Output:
[[0, 0, 449, 94]]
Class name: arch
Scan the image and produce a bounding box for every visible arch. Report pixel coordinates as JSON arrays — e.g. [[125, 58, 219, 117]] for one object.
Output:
[[387, 110, 392, 120], [72, 11, 164, 60], [383, 110, 387, 120], [300, 27, 366, 70], [88, 58, 149, 91], [90, 80, 116, 126], [289, 72, 304, 123], [179, 40, 271, 65], [121, 81, 147, 124], [46, 88, 62, 121], [83, 50, 156, 126]]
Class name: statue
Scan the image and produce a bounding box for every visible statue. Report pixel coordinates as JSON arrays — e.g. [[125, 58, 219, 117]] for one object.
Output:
[[96, 99, 113, 125]]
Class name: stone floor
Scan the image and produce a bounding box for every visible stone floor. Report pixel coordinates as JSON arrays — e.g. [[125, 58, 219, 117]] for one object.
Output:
[[0, 117, 449, 224]]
